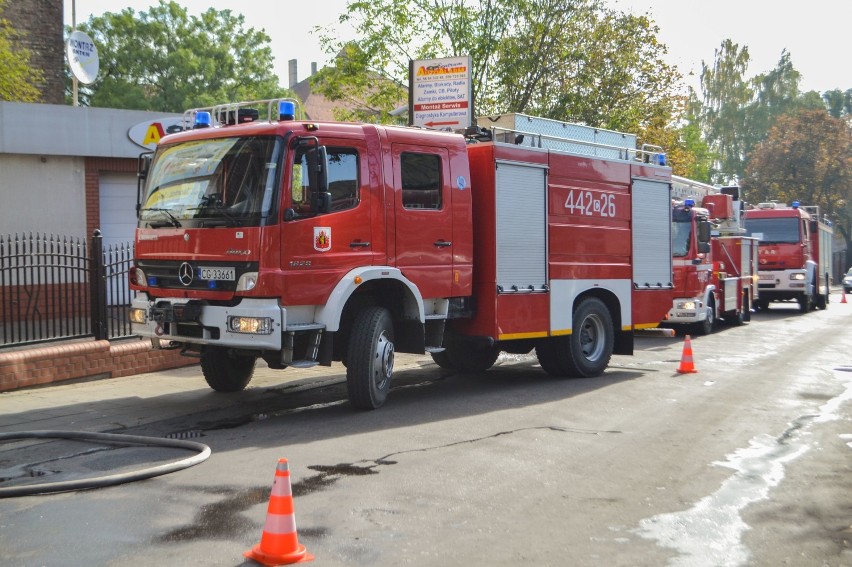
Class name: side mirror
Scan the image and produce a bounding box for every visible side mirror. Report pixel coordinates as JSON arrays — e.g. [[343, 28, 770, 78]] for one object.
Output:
[[697, 241, 711, 254], [697, 220, 712, 243]]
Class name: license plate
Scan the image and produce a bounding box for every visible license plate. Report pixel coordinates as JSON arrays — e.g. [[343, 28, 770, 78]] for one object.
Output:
[[198, 266, 235, 281], [759, 274, 774, 281]]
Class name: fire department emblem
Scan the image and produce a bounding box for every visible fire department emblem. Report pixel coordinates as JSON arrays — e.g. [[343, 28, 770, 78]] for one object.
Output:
[[313, 227, 331, 252]]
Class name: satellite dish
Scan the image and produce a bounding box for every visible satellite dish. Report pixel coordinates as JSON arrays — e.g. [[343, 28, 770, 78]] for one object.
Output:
[[66, 30, 99, 84]]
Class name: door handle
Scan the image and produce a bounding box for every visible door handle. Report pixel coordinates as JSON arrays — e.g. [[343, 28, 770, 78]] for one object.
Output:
[[349, 241, 371, 248], [434, 240, 452, 247]]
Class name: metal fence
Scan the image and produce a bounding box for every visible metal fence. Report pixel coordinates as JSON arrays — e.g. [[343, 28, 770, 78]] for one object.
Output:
[[0, 231, 134, 348]]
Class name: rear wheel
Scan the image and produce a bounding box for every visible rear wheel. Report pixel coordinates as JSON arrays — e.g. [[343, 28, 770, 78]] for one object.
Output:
[[200, 346, 256, 392], [535, 297, 613, 378], [346, 306, 394, 410]]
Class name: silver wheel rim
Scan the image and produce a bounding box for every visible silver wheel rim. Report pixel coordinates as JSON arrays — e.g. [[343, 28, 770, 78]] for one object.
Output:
[[579, 314, 605, 361], [374, 330, 394, 389]]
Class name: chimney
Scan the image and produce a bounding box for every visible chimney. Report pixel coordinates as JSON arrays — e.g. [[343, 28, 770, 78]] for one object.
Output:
[[311, 62, 318, 76], [289, 59, 298, 88]]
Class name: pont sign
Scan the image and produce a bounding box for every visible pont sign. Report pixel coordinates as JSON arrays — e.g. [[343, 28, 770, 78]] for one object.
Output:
[[66, 30, 99, 84]]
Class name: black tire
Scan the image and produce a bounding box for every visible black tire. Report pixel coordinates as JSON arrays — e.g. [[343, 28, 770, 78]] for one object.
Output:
[[798, 293, 813, 313], [535, 297, 613, 378], [753, 298, 768, 311], [200, 346, 256, 392], [694, 297, 715, 335], [346, 306, 395, 410], [430, 343, 499, 372]]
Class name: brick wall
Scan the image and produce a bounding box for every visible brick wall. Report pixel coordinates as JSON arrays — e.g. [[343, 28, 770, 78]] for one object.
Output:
[[6, 0, 65, 104], [0, 338, 196, 392]]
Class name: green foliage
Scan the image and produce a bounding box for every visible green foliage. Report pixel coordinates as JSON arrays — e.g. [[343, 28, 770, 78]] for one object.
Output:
[[315, 0, 684, 145], [743, 110, 852, 260], [0, 0, 43, 102], [71, 0, 291, 111], [822, 88, 852, 118]]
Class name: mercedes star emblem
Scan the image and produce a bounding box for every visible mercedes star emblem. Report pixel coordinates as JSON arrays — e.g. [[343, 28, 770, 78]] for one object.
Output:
[[178, 262, 194, 286]]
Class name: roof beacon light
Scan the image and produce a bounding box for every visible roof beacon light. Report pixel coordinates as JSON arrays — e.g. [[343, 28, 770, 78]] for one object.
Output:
[[279, 101, 296, 121], [194, 111, 212, 129], [655, 153, 666, 166], [684, 198, 696, 208], [792, 200, 800, 209]]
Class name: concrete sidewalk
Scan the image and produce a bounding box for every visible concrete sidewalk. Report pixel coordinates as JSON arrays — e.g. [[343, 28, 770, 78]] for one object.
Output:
[[0, 354, 433, 434]]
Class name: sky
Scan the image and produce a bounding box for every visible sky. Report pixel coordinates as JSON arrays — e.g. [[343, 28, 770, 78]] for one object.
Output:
[[64, 0, 851, 95]]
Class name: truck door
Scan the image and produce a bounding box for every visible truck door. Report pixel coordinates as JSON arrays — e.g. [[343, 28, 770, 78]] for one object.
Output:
[[391, 144, 454, 299], [282, 139, 377, 305]]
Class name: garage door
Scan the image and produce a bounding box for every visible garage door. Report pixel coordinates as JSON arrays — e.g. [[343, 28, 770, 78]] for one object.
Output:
[[99, 173, 137, 305]]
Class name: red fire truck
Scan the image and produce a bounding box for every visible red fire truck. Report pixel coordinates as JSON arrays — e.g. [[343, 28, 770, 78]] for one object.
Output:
[[743, 201, 833, 312], [666, 177, 758, 334], [129, 100, 674, 409]]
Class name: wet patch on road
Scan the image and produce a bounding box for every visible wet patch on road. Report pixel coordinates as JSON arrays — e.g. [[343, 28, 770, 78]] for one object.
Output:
[[154, 485, 269, 542], [633, 367, 852, 566]]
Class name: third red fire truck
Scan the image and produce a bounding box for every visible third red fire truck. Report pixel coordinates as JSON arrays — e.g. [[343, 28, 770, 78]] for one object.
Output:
[[128, 102, 674, 409], [665, 177, 759, 334], [743, 201, 833, 312]]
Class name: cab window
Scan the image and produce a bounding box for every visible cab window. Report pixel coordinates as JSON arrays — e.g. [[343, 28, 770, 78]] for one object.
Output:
[[401, 152, 442, 210], [291, 147, 359, 214]]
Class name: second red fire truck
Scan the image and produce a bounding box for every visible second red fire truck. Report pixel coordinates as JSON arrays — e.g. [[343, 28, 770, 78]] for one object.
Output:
[[665, 177, 759, 334], [129, 101, 675, 409]]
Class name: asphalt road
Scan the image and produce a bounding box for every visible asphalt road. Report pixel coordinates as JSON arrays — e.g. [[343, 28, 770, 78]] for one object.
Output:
[[1, 293, 852, 566]]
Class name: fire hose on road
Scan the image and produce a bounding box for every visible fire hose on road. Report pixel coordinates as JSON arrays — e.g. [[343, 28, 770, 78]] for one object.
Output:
[[0, 430, 211, 498]]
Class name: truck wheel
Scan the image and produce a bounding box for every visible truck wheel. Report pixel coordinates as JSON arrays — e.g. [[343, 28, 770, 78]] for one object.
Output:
[[753, 298, 768, 311], [798, 293, 813, 313], [535, 297, 613, 378], [200, 347, 256, 392], [431, 343, 499, 372], [346, 306, 394, 410], [694, 298, 715, 335]]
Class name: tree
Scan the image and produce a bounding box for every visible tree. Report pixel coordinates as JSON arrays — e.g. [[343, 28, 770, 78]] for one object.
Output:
[[699, 39, 753, 184], [315, 0, 684, 138], [823, 88, 852, 118], [743, 110, 852, 266], [72, 0, 290, 111], [0, 0, 43, 102]]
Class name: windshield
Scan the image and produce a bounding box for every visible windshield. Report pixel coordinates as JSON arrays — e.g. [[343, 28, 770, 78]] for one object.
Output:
[[671, 220, 692, 257], [744, 217, 801, 244], [140, 136, 282, 227]]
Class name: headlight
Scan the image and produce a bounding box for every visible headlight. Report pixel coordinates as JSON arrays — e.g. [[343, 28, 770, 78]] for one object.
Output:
[[236, 271, 258, 291], [227, 316, 273, 334], [789, 273, 806, 281], [676, 300, 697, 310], [129, 308, 147, 324]]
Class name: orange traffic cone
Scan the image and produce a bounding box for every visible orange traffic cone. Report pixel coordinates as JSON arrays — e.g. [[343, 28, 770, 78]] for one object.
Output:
[[676, 335, 698, 374], [842, 289, 847, 304], [245, 458, 314, 565]]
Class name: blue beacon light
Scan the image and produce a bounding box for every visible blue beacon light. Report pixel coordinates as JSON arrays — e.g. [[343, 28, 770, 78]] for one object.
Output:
[[279, 101, 295, 121], [194, 111, 212, 129]]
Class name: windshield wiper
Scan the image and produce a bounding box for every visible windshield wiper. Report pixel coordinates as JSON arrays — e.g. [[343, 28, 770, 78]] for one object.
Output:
[[142, 208, 182, 228]]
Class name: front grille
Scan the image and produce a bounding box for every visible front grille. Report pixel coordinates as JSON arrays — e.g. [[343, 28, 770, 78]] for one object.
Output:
[[138, 260, 258, 292]]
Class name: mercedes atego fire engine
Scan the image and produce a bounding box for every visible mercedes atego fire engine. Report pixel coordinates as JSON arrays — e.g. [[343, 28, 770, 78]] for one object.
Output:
[[666, 177, 758, 335], [743, 201, 833, 312], [129, 99, 674, 409]]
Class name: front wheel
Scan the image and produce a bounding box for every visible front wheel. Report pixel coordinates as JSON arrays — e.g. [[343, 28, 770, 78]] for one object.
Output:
[[346, 306, 395, 410], [200, 346, 256, 392], [694, 297, 715, 335]]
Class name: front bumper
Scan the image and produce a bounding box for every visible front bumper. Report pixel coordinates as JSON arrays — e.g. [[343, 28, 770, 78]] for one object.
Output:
[[130, 294, 285, 351]]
